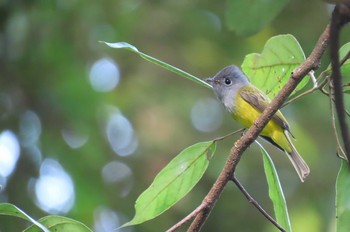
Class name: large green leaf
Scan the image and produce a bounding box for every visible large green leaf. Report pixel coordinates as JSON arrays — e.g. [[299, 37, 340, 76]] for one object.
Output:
[[101, 42, 212, 89], [242, 34, 307, 98], [122, 141, 216, 227], [336, 159, 350, 232], [260, 145, 291, 232], [0, 203, 49, 232], [226, 0, 289, 36], [24, 215, 93, 232]]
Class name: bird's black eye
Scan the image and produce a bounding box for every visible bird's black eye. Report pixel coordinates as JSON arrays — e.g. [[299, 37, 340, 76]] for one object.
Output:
[[224, 78, 232, 85]]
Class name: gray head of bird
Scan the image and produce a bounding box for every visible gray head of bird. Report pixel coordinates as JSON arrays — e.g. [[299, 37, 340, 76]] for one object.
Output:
[[204, 65, 249, 103]]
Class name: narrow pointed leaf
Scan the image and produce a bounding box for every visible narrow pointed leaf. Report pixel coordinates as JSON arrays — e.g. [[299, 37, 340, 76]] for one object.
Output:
[[0, 203, 49, 232], [123, 141, 216, 227], [24, 215, 93, 232], [101, 41, 212, 89], [336, 159, 350, 232], [242, 34, 307, 98], [259, 144, 291, 232]]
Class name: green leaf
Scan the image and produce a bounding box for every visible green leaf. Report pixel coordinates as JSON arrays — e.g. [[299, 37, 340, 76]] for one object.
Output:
[[123, 141, 216, 227], [241, 34, 307, 98], [259, 144, 291, 232], [0, 203, 49, 232], [24, 215, 93, 232], [339, 42, 350, 79], [336, 159, 350, 232], [101, 42, 212, 89], [226, 0, 289, 36]]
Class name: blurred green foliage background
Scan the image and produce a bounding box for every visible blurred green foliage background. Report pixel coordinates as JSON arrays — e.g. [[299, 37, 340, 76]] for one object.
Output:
[[0, 0, 349, 231]]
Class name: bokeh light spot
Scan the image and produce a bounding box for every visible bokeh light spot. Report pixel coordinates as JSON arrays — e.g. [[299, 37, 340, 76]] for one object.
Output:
[[19, 110, 41, 147], [0, 130, 20, 178], [101, 161, 133, 197], [34, 159, 75, 214], [94, 207, 132, 232], [89, 58, 120, 92], [94, 207, 120, 232], [105, 107, 138, 156], [25, 145, 42, 168], [191, 98, 223, 132], [61, 127, 89, 149], [102, 161, 132, 184]]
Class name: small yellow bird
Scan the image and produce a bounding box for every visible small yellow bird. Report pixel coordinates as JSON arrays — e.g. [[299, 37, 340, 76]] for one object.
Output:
[[205, 65, 310, 182]]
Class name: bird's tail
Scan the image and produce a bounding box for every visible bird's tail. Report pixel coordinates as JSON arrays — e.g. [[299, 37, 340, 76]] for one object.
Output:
[[284, 131, 310, 182]]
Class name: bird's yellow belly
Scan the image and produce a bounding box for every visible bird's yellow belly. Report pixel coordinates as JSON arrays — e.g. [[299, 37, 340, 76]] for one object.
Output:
[[232, 95, 291, 152]]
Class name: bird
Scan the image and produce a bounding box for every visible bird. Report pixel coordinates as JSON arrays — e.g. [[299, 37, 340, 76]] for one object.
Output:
[[205, 65, 310, 182]]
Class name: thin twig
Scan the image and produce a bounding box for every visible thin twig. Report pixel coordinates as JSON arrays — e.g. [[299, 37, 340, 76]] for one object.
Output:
[[345, 109, 350, 117], [166, 203, 207, 232], [321, 77, 331, 96], [231, 176, 286, 232], [329, 4, 350, 162], [329, 87, 347, 159], [213, 128, 245, 142], [285, 42, 350, 107], [187, 24, 330, 232], [282, 72, 329, 107]]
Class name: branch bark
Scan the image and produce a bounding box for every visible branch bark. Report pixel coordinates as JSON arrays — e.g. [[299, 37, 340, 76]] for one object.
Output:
[[329, 3, 350, 162], [187, 25, 330, 232]]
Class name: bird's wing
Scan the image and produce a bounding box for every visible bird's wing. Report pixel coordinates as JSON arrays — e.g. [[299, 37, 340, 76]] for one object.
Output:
[[239, 85, 290, 131]]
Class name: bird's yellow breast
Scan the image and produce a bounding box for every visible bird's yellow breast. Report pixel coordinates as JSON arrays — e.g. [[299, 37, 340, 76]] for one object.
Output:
[[232, 92, 291, 153]]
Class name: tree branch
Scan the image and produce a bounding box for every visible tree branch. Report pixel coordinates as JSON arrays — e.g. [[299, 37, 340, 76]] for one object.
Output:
[[329, 3, 350, 162], [187, 25, 330, 232], [231, 176, 286, 232]]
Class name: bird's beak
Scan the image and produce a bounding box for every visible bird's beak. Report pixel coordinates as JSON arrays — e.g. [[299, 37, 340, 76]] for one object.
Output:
[[204, 77, 214, 84]]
